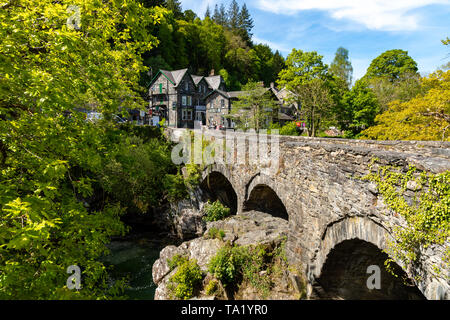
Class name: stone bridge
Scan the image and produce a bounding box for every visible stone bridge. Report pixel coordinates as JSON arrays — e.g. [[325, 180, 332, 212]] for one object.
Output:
[[166, 128, 450, 300]]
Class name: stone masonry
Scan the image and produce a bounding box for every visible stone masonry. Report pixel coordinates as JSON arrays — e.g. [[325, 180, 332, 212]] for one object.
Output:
[[166, 128, 450, 300]]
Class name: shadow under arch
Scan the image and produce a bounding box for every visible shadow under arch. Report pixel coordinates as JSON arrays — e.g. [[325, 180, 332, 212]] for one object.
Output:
[[243, 184, 289, 220], [200, 171, 238, 215], [316, 239, 426, 300], [311, 217, 425, 300]]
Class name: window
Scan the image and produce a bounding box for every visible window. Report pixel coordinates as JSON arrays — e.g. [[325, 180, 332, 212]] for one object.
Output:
[[187, 96, 192, 106], [220, 99, 224, 109], [182, 109, 192, 120], [182, 95, 187, 106], [185, 81, 189, 91]]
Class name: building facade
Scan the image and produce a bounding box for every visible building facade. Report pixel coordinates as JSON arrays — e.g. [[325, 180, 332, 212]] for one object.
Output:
[[148, 68, 295, 129], [148, 69, 226, 128]]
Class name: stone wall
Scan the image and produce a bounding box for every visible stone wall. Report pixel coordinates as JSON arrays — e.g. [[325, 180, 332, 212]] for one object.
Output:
[[165, 128, 450, 299]]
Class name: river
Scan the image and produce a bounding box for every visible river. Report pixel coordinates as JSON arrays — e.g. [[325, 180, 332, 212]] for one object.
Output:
[[102, 234, 177, 300]]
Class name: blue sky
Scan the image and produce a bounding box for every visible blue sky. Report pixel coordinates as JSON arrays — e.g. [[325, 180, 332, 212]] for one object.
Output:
[[179, 0, 450, 82]]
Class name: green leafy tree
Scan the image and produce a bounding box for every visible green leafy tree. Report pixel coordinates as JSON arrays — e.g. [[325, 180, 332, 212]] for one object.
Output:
[[364, 49, 418, 82], [205, 4, 211, 18], [0, 0, 164, 299], [362, 70, 450, 141], [228, 81, 278, 131], [339, 80, 380, 136], [277, 49, 332, 136], [227, 0, 240, 30], [329, 47, 353, 88], [166, 0, 183, 19], [367, 72, 423, 112]]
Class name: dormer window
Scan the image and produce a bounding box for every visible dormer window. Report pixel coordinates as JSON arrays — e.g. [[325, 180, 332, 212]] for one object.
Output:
[[185, 81, 189, 91]]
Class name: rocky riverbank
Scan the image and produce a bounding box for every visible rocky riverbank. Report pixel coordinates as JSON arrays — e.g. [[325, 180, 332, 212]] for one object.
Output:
[[152, 210, 307, 300]]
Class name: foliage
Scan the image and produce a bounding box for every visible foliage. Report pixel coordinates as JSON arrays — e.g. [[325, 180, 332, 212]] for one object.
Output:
[[207, 244, 244, 286], [167, 254, 189, 271], [228, 81, 278, 131], [337, 79, 380, 136], [364, 49, 419, 82], [366, 73, 423, 112], [99, 134, 175, 215], [168, 258, 203, 300], [277, 49, 333, 137], [207, 240, 288, 297], [0, 0, 164, 299], [142, 0, 280, 90], [205, 279, 219, 295], [206, 227, 226, 241], [184, 163, 202, 188], [363, 165, 449, 274], [163, 170, 188, 202], [279, 122, 300, 136], [202, 200, 231, 222], [329, 47, 353, 88], [362, 70, 450, 141]]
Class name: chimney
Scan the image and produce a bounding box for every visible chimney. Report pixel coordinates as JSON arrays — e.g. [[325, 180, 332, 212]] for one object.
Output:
[[270, 82, 275, 89], [209, 69, 215, 76]]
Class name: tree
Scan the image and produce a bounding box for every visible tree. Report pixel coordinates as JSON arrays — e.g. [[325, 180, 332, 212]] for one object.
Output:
[[364, 49, 418, 82], [271, 51, 286, 79], [228, 81, 278, 131], [367, 72, 423, 112], [183, 9, 197, 22], [0, 0, 164, 299], [238, 3, 254, 37], [213, 4, 228, 27], [205, 4, 211, 18], [166, 0, 183, 19], [361, 70, 450, 141], [329, 47, 353, 88], [339, 80, 380, 136], [139, 0, 165, 7], [277, 49, 332, 136], [228, 0, 240, 30]]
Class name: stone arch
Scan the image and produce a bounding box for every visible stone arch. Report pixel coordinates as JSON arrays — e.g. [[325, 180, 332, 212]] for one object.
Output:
[[243, 173, 289, 220], [310, 216, 425, 300], [200, 165, 239, 215]]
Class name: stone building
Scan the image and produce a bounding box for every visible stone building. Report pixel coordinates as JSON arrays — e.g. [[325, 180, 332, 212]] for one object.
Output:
[[148, 69, 225, 128], [149, 68, 295, 129]]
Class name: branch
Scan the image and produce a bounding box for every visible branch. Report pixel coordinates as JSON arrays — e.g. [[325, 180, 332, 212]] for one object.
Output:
[[421, 112, 450, 123]]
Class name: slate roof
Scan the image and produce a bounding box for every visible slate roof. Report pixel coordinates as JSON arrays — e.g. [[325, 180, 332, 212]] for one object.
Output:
[[191, 75, 204, 85], [204, 75, 222, 90], [159, 68, 188, 87]]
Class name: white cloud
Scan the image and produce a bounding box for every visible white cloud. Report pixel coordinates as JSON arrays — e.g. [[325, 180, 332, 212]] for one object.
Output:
[[255, 0, 450, 31]]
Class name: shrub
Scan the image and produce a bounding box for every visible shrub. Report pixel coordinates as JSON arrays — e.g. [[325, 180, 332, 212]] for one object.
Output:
[[279, 122, 300, 136], [185, 163, 202, 188], [168, 259, 203, 300], [205, 279, 219, 296], [167, 254, 189, 271], [203, 200, 231, 222], [163, 170, 188, 202], [207, 227, 226, 240]]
